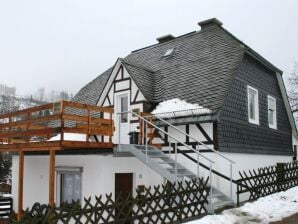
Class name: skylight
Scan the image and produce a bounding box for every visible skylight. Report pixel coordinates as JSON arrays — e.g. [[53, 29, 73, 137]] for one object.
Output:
[[163, 48, 175, 57]]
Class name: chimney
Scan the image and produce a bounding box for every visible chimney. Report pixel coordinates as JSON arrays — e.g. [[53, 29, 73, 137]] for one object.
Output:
[[198, 18, 223, 29], [156, 34, 175, 44]]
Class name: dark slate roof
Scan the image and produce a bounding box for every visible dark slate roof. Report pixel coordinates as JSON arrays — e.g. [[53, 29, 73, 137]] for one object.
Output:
[[73, 67, 112, 105], [122, 61, 156, 102], [73, 20, 280, 112]]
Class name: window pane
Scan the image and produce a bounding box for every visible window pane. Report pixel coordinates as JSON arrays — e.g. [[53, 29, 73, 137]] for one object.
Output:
[[62, 173, 81, 204], [120, 96, 128, 123], [248, 92, 255, 119], [269, 109, 274, 125], [268, 98, 275, 110]]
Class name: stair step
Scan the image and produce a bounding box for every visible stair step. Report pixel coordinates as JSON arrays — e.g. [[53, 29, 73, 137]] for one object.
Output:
[[149, 155, 169, 158], [207, 193, 222, 199], [212, 200, 234, 209], [167, 168, 188, 172], [157, 161, 176, 165], [140, 150, 162, 154]]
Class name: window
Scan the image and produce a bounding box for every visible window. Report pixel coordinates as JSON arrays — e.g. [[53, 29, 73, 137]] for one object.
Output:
[[268, 96, 277, 129], [247, 86, 259, 125], [163, 48, 175, 57], [120, 95, 128, 123], [56, 167, 82, 205]]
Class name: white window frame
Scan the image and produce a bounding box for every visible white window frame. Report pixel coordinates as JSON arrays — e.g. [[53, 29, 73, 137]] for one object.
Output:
[[267, 95, 277, 129], [247, 85, 259, 125]]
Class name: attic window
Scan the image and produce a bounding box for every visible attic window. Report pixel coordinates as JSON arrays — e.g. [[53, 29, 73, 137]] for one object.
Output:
[[163, 48, 175, 57]]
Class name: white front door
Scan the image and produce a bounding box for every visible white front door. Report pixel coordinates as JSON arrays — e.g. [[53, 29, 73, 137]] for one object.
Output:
[[115, 92, 130, 144]]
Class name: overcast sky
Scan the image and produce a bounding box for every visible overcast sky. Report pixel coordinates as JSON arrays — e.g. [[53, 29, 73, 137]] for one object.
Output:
[[0, 0, 297, 96]]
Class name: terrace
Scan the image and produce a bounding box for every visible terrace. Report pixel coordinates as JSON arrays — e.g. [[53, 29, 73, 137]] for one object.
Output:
[[0, 101, 114, 219]]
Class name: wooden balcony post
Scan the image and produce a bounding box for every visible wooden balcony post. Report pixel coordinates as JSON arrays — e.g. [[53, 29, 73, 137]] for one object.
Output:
[[17, 151, 24, 221], [60, 101, 64, 141], [139, 113, 143, 145], [86, 109, 90, 142], [49, 149, 56, 207], [109, 111, 113, 143], [8, 116, 12, 144], [26, 112, 31, 143]]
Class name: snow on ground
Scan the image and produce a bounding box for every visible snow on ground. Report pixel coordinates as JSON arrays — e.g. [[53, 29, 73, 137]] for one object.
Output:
[[152, 98, 211, 118], [187, 186, 298, 224], [48, 133, 87, 141]]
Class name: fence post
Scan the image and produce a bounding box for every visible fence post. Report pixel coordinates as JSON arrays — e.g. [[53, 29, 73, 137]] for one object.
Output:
[[237, 183, 240, 207], [276, 163, 285, 191]]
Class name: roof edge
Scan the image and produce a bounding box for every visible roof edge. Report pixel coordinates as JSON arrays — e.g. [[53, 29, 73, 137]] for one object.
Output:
[[220, 26, 283, 74]]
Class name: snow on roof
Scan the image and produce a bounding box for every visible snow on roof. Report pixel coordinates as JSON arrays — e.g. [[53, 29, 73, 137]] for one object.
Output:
[[152, 98, 211, 118], [48, 133, 87, 141], [187, 186, 298, 224]]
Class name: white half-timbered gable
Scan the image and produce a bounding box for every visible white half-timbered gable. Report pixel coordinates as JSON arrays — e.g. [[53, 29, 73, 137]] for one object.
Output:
[[101, 66, 146, 108], [97, 59, 147, 143]]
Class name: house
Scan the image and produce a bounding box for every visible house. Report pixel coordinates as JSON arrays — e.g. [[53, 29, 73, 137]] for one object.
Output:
[[1, 18, 297, 216]]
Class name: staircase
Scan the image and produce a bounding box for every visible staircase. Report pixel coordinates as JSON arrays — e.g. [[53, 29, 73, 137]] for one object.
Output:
[[118, 144, 234, 211], [116, 111, 235, 212]]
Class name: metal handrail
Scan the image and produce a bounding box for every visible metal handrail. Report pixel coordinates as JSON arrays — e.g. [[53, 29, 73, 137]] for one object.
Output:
[[150, 114, 236, 164], [147, 113, 235, 199], [117, 111, 214, 210], [116, 111, 214, 162], [127, 111, 215, 164]]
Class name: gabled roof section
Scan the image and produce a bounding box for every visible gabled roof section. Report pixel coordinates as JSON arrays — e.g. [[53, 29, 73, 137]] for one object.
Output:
[[73, 67, 112, 105], [121, 61, 155, 102], [123, 23, 245, 111]]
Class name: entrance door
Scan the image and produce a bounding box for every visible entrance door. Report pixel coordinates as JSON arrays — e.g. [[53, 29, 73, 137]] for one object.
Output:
[[115, 92, 130, 144], [115, 173, 133, 221]]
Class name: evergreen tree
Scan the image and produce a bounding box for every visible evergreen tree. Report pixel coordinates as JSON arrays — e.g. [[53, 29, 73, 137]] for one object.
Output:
[[0, 152, 12, 183]]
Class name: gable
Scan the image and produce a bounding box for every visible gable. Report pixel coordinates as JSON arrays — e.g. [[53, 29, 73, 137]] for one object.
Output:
[[100, 63, 146, 107]]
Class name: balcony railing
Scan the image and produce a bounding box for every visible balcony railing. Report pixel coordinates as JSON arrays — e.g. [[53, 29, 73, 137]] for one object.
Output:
[[0, 101, 114, 151]]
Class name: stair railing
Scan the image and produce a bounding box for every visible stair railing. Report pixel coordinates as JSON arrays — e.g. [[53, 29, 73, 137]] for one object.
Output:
[[117, 111, 216, 211], [146, 113, 236, 200]]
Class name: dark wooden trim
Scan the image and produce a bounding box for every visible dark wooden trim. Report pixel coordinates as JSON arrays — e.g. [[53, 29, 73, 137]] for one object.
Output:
[[186, 124, 189, 144], [114, 88, 131, 93], [131, 101, 146, 105], [114, 77, 130, 83], [195, 123, 213, 143], [100, 66, 123, 107], [121, 66, 124, 79], [213, 122, 218, 151], [133, 90, 139, 103], [164, 126, 168, 143], [106, 95, 111, 106]]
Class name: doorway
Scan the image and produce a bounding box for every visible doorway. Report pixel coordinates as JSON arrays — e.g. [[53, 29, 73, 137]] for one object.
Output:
[[115, 92, 130, 144], [115, 173, 133, 220]]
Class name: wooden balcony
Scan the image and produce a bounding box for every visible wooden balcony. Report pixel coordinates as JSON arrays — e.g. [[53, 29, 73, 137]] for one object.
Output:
[[0, 101, 114, 152]]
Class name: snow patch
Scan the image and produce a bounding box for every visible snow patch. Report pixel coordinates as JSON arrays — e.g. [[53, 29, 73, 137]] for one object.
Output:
[[152, 99, 211, 118], [48, 133, 87, 141], [187, 186, 298, 224]]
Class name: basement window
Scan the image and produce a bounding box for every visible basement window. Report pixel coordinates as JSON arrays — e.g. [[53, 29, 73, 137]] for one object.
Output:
[[247, 86, 259, 125], [268, 96, 277, 129]]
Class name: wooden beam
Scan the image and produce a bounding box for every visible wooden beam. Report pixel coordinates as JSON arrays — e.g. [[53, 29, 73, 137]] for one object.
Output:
[[195, 123, 213, 143], [17, 151, 24, 221], [49, 150, 55, 207]]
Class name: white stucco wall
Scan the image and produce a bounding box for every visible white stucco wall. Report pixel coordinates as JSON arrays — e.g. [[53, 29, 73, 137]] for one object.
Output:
[[11, 154, 163, 211], [175, 152, 292, 202]]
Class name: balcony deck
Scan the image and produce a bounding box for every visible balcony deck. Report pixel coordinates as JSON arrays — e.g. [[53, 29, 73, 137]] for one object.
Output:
[[0, 101, 114, 152]]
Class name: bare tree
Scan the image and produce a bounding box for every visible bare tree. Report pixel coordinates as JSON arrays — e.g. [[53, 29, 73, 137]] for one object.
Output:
[[288, 62, 298, 124]]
